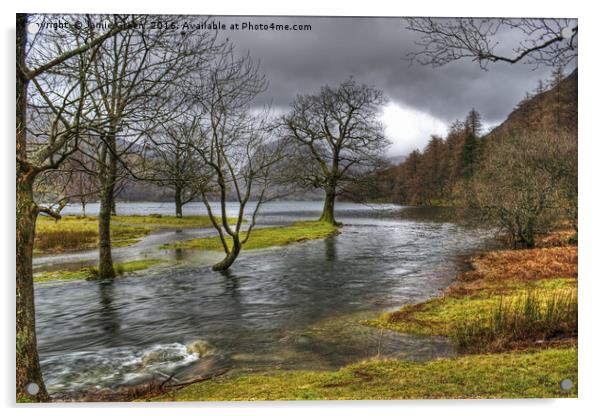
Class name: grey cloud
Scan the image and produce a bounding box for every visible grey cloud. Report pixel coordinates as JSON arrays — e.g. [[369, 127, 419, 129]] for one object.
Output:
[[196, 16, 574, 150]]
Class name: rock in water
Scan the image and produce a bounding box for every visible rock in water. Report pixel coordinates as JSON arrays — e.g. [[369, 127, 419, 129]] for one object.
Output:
[[141, 349, 177, 366], [186, 340, 216, 357]]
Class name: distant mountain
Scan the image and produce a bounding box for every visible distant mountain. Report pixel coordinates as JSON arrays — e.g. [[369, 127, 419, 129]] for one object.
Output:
[[387, 154, 407, 165]]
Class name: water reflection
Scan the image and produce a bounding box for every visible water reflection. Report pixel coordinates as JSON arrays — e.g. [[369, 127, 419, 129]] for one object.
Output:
[[220, 269, 241, 298], [98, 281, 120, 338], [324, 236, 337, 262]]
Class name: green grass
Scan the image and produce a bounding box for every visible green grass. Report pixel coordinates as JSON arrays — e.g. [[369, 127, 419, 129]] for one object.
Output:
[[35, 215, 236, 253], [161, 221, 340, 251], [152, 348, 577, 401], [454, 289, 577, 353], [364, 278, 576, 338], [34, 259, 165, 283]]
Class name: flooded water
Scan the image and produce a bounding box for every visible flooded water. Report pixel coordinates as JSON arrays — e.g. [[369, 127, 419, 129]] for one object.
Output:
[[34, 201, 492, 395]]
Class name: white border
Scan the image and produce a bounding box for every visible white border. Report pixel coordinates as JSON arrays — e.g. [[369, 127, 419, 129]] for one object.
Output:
[[2, 1, 600, 415]]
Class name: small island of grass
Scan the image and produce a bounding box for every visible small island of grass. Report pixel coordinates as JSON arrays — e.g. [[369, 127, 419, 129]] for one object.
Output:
[[161, 220, 340, 251]]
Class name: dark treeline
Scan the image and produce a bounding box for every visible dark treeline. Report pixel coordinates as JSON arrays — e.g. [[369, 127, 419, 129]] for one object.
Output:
[[391, 107, 484, 206]]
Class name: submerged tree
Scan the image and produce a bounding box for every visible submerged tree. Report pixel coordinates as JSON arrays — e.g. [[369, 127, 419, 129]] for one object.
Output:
[[184, 50, 286, 271], [281, 79, 389, 224], [79, 17, 217, 279]]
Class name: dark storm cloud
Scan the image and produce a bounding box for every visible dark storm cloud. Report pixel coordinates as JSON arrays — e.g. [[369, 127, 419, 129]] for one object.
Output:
[[198, 16, 575, 155]]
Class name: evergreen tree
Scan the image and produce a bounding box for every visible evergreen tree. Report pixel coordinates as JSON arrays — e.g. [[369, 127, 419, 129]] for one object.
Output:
[[459, 132, 479, 178], [465, 108, 483, 137], [549, 64, 565, 128]]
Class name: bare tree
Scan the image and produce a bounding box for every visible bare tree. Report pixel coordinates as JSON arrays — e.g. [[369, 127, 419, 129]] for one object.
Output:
[[77, 17, 217, 279], [281, 79, 389, 224], [471, 130, 577, 248], [16, 13, 134, 402], [37, 149, 99, 217], [184, 49, 286, 271], [405, 18, 578, 70], [146, 120, 204, 217]]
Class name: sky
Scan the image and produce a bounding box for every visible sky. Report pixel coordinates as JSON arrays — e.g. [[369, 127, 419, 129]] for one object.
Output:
[[201, 16, 577, 158]]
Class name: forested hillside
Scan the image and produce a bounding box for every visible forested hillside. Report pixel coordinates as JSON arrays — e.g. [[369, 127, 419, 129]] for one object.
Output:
[[352, 67, 577, 207]]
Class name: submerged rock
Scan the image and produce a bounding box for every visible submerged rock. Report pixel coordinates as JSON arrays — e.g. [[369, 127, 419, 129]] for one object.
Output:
[[186, 340, 216, 357], [141, 349, 182, 366]]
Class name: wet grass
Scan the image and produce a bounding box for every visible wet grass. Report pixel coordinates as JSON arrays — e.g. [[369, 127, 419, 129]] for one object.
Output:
[[161, 221, 340, 251], [34, 259, 166, 283], [151, 347, 577, 401], [454, 289, 577, 353], [364, 243, 578, 352], [364, 278, 576, 337], [35, 215, 235, 254]]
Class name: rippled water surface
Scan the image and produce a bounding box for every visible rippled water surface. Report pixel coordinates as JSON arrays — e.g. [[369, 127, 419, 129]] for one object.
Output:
[[35, 201, 492, 395]]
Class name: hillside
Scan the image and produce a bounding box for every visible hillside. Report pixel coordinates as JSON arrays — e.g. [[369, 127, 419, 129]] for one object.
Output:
[[488, 68, 577, 139]]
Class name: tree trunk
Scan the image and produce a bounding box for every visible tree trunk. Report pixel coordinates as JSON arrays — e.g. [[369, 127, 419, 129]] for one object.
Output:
[[16, 173, 50, 402], [520, 229, 536, 249], [212, 238, 241, 271], [174, 186, 183, 218], [97, 132, 118, 279], [110, 198, 117, 216], [319, 189, 337, 224], [16, 14, 49, 401], [97, 185, 116, 279], [514, 225, 536, 249]]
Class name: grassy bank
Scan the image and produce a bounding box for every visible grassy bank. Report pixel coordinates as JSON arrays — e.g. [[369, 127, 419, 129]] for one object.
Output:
[[161, 221, 340, 251], [364, 244, 577, 352], [152, 348, 576, 401], [34, 259, 165, 283], [35, 214, 235, 253]]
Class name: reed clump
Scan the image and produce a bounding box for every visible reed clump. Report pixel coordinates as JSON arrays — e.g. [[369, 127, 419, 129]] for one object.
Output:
[[453, 288, 577, 353]]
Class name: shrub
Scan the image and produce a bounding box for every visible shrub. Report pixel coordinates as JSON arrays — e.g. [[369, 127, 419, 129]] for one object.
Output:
[[470, 130, 577, 248]]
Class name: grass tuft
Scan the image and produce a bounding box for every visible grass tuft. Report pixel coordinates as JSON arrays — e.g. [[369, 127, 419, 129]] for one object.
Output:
[[453, 289, 577, 353]]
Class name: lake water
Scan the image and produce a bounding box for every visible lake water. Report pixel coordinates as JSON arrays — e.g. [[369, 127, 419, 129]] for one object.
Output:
[[34, 201, 493, 396]]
